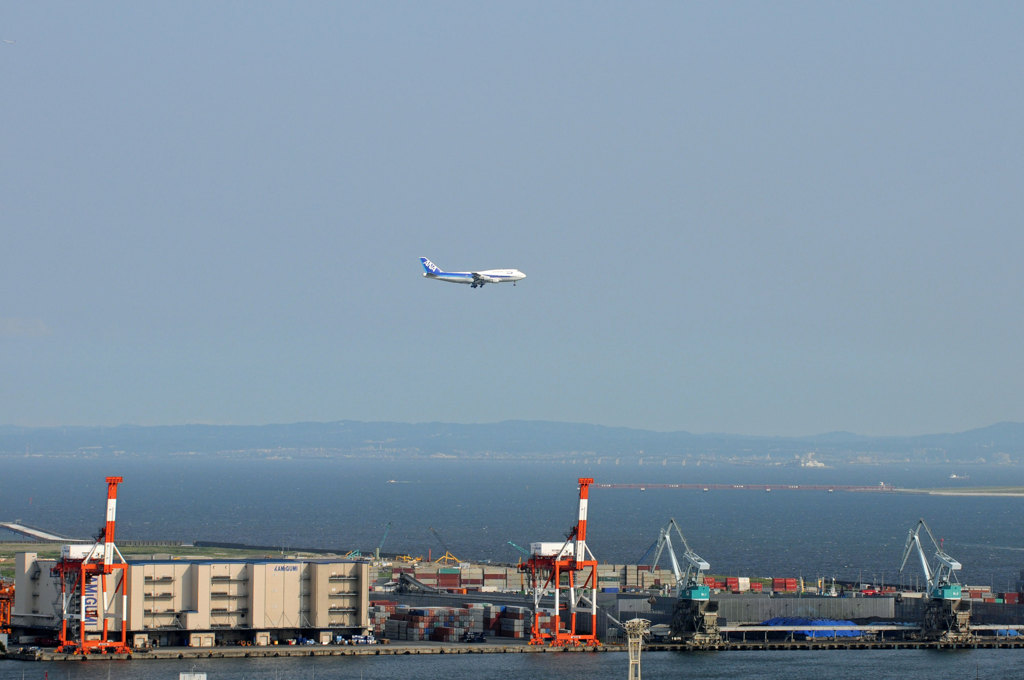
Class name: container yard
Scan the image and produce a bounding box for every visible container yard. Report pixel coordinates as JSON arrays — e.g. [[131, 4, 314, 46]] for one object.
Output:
[[3, 475, 1024, 664]]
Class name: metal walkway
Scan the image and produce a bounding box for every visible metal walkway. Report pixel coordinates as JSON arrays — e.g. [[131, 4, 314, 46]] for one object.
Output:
[[0, 521, 78, 541]]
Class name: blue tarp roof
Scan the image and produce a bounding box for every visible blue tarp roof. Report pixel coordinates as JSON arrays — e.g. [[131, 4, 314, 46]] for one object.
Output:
[[761, 617, 862, 638]]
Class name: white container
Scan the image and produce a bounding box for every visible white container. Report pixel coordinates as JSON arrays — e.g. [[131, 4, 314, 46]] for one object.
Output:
[[529, 542, 573, 558], [61, 544, 98, 560]]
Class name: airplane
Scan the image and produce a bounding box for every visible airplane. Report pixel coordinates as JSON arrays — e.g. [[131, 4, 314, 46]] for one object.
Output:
[[420, 257, 526, 288]]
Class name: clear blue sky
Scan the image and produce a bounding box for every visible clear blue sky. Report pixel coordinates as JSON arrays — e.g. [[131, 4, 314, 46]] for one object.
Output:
[[3, 2, 1022, 436]]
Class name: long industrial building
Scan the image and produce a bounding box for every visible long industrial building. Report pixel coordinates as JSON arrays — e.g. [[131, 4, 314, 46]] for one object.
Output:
[[14, 553, 370, 647]]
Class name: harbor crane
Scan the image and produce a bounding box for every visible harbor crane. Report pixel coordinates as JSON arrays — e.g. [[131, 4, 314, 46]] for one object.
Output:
[[647, 518, 721, 647], [520, 477, 600, 647], [50, 476, 130, 654], [374, 521, 392, 560], [429, 527, 460, 565], [898, 518, 972, 642], [0, 582, 13, 635], [649, 518, 710, 600], [507, 540, 531, 558]]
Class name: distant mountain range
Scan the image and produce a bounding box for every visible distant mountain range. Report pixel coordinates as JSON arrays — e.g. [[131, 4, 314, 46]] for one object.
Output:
[[2, 420, 1023, 464]]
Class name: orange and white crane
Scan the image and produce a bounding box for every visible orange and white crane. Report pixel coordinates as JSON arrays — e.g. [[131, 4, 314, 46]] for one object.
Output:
[[51, 476, 130, 654], [521, 477, 600, 647], [0, 582, 14, 635]]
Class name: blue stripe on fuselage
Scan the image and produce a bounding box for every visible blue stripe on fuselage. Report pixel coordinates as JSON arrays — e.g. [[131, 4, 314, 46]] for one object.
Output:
[[430, 272, 475, 283]]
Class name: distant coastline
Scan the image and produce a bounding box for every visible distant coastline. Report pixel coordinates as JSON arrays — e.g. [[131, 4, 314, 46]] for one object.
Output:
[[896, 487, 1024, 497], [2, 419, 1024, 465]]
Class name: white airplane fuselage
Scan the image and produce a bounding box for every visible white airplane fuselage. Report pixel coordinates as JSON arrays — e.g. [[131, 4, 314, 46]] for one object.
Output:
[[420, 258, 526, 288]]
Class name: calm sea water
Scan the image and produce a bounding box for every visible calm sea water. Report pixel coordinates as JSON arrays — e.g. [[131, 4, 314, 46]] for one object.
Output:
[[2, 457, 1021, 589], [1, 648, 1023, 680]]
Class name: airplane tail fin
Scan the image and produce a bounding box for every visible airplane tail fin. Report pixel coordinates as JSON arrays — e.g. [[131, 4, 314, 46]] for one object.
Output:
[[420, 257, 443, 275]]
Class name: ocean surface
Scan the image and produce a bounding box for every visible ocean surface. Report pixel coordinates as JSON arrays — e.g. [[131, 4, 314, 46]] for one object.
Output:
[[2, 457, 1023, 677], [1, 648, 1022, 680], [2, 457, 1022, 589]]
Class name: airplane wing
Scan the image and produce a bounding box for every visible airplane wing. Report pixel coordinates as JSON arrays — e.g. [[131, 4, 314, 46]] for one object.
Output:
[[472, 272, 499, 284]]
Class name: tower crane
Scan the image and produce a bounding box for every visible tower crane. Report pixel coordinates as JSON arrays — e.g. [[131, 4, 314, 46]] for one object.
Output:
[[898, 518, 972, 641]]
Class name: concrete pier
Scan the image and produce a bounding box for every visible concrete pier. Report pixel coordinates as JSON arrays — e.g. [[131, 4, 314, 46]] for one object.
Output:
[[8, 641, 613, 662], [7, 635, 1024, 663]]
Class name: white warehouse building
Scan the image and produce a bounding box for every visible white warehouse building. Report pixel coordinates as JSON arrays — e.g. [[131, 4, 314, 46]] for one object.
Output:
[[14, 553, 370, 648]]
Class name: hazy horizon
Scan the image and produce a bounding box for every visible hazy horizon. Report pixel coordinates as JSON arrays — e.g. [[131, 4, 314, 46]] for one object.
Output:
[[4, 416, 1024, 443]]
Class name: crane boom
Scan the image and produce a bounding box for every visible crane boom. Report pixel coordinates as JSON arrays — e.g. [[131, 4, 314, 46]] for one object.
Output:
[[102, 476, 122, 569], [429, 527, 449, 552], [574, 478, 593, 561], [650, 518, 710, 600], [507, 541, 531, 557], [899, 527, 933, 585], [899, 518, 962, 600], [374, 521, 392, 559]]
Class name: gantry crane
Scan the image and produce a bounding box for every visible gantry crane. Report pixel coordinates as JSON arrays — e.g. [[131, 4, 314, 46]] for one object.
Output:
[[898, 518, 972, 642], [647, 518, 720, 646], [0, 582, 14, 635], [520, 477, 600, 647], [50, 476, 130, 654]]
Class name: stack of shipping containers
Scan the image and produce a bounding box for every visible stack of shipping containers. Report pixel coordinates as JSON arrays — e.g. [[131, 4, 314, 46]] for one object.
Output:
[[375, 602, 533, 642]]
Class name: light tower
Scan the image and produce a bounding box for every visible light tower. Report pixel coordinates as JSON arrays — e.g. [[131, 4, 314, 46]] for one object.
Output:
[[625, 618, 651, 680], [51, 476, 130, 654], [521, 477, 600, 647]]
